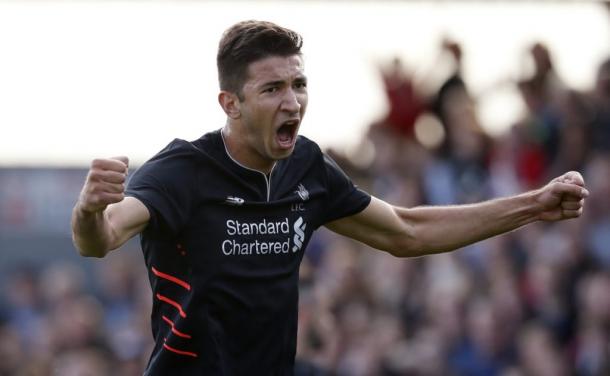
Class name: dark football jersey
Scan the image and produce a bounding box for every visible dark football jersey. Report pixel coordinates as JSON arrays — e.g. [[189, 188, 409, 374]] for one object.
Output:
[[126, 130, 371, 375]]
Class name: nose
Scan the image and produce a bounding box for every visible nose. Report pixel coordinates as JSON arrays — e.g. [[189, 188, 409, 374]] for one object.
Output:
[[280, 88, 301, 113]]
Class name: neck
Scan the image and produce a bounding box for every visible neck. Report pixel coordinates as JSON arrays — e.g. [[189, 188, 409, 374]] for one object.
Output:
[[221, 125, 275, 174]]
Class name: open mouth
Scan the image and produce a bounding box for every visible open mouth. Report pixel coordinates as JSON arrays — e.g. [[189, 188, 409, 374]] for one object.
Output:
[[276, 119, 299, 149]]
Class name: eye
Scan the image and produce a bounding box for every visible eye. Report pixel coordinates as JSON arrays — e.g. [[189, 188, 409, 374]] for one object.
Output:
[[294, 82, 307, 89], [263, 86, 278, 94]]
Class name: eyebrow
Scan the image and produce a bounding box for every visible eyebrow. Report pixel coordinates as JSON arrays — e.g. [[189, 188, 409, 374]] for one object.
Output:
[[261, 76, 308, 88], [261, 80, 285, 88]]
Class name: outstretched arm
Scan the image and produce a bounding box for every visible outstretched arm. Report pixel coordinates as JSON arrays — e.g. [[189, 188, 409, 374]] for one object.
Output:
[[325, 171, 588, 257], [71, 157, 150, 258]]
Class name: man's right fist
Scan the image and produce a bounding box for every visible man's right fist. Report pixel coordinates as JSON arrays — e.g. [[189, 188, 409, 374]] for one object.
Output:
[[77, 156, 129, 213]]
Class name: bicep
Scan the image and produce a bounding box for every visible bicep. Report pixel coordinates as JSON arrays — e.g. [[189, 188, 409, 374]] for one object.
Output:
[[324, 196, 414, 254], [105, 196, 150, 249]]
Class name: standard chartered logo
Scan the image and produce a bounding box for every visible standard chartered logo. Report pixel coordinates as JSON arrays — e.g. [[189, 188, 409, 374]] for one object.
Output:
[[221, 217, 308, 256], [292, 217, 306, 252]]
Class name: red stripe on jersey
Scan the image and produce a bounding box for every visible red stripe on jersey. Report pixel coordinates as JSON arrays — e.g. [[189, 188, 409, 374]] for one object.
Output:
[[162, 315, 192, 339], [152, 266, 191, 290], [156, 293, 186, 318], [163, 341, 198, 358]]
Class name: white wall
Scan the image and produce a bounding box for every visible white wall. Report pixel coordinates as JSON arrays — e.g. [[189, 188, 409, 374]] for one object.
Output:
[[0, 1, 608, 166]]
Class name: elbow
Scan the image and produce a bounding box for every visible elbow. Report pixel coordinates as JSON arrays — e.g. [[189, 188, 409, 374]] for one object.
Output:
[[75, 245, 107, 258], [385, 235, 425, 258], [384, 211, 426, 257], [387, 238, 455, 258], [387, 246, 424, 258], [383, 219, 451, 258], [385, 247, 408, 258], [78, 249, 107, 258], [72, 237, 109, 258]]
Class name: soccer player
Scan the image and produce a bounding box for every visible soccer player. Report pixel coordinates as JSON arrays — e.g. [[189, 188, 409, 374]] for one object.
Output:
[[71, 20, 588, 375]]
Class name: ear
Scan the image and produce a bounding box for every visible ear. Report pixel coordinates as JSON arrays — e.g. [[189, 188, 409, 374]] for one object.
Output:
[[218, 91, 241, 119]]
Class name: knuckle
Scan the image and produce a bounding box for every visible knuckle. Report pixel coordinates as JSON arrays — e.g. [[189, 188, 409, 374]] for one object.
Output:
[[85, 183, 98, 195], [89, 170, 102, 181], [91, 158, 104, 169], [109, 184, 121, 193]]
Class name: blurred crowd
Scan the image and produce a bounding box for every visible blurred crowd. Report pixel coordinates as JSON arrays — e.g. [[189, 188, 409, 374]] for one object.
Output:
[[1, 40, 609, 375], [297, 41, 610, 376]]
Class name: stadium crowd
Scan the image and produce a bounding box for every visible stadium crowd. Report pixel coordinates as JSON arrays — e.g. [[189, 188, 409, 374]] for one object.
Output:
[[1, 41, 609, 375]]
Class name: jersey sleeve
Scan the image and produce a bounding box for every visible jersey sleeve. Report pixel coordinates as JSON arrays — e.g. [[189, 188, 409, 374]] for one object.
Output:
[[321, 153, 371, 224], [125, 140, 199, 236]]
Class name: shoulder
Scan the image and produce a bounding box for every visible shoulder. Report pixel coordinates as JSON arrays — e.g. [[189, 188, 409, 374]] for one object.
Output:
[[290, 135, 324, 164], [144, 130, 221, 167], [285, 135, 353, 185], [190, 129, 223, 153], [158, 130, 220, 158], [288, 135, 352, 176], [128, 130, 222, 187], [294, 134, 322, 153], [293, 136, 343, 171]]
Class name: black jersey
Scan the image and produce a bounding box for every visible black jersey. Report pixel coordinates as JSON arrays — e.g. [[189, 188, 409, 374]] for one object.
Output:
[[126, 130, 371, 375]]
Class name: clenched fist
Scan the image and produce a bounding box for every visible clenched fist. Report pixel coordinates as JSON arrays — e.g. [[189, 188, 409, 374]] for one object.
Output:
[[536, 171, 589, 221], [77, 156, 129, 213]]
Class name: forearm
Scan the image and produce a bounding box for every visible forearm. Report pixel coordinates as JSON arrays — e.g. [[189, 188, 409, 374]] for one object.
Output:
[[328, 171, 586, 258], [395, 191, 540, 256], [72, 157, 150, 257], [71, 205, 116, 258]]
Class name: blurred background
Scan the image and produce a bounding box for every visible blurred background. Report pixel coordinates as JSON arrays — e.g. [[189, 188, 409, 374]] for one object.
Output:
[[1, 1, 609, 375]]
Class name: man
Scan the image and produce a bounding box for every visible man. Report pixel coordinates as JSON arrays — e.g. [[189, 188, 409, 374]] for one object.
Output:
[[71, 20, 588, 375]]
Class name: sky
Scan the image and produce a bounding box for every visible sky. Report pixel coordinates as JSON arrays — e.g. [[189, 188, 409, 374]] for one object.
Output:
[[0, 1, 608, 166]]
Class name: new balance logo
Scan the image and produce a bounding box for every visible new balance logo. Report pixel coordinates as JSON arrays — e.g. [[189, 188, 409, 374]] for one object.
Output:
[[295, 184, 309, 201], [292, 216, 307, 252], [225, 196, 244, 205]]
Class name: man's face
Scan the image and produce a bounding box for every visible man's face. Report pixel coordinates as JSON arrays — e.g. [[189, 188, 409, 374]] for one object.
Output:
[[237, 54, 308, 165]]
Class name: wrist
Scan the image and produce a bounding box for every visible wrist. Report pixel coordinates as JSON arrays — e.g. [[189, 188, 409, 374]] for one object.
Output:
[[74, 200, 105, 221], [526, 188, 547, 221], [503, 190, 544, 226]]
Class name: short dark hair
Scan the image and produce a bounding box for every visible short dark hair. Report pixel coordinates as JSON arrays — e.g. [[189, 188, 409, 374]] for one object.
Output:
[[217, 20, 303, 98]]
